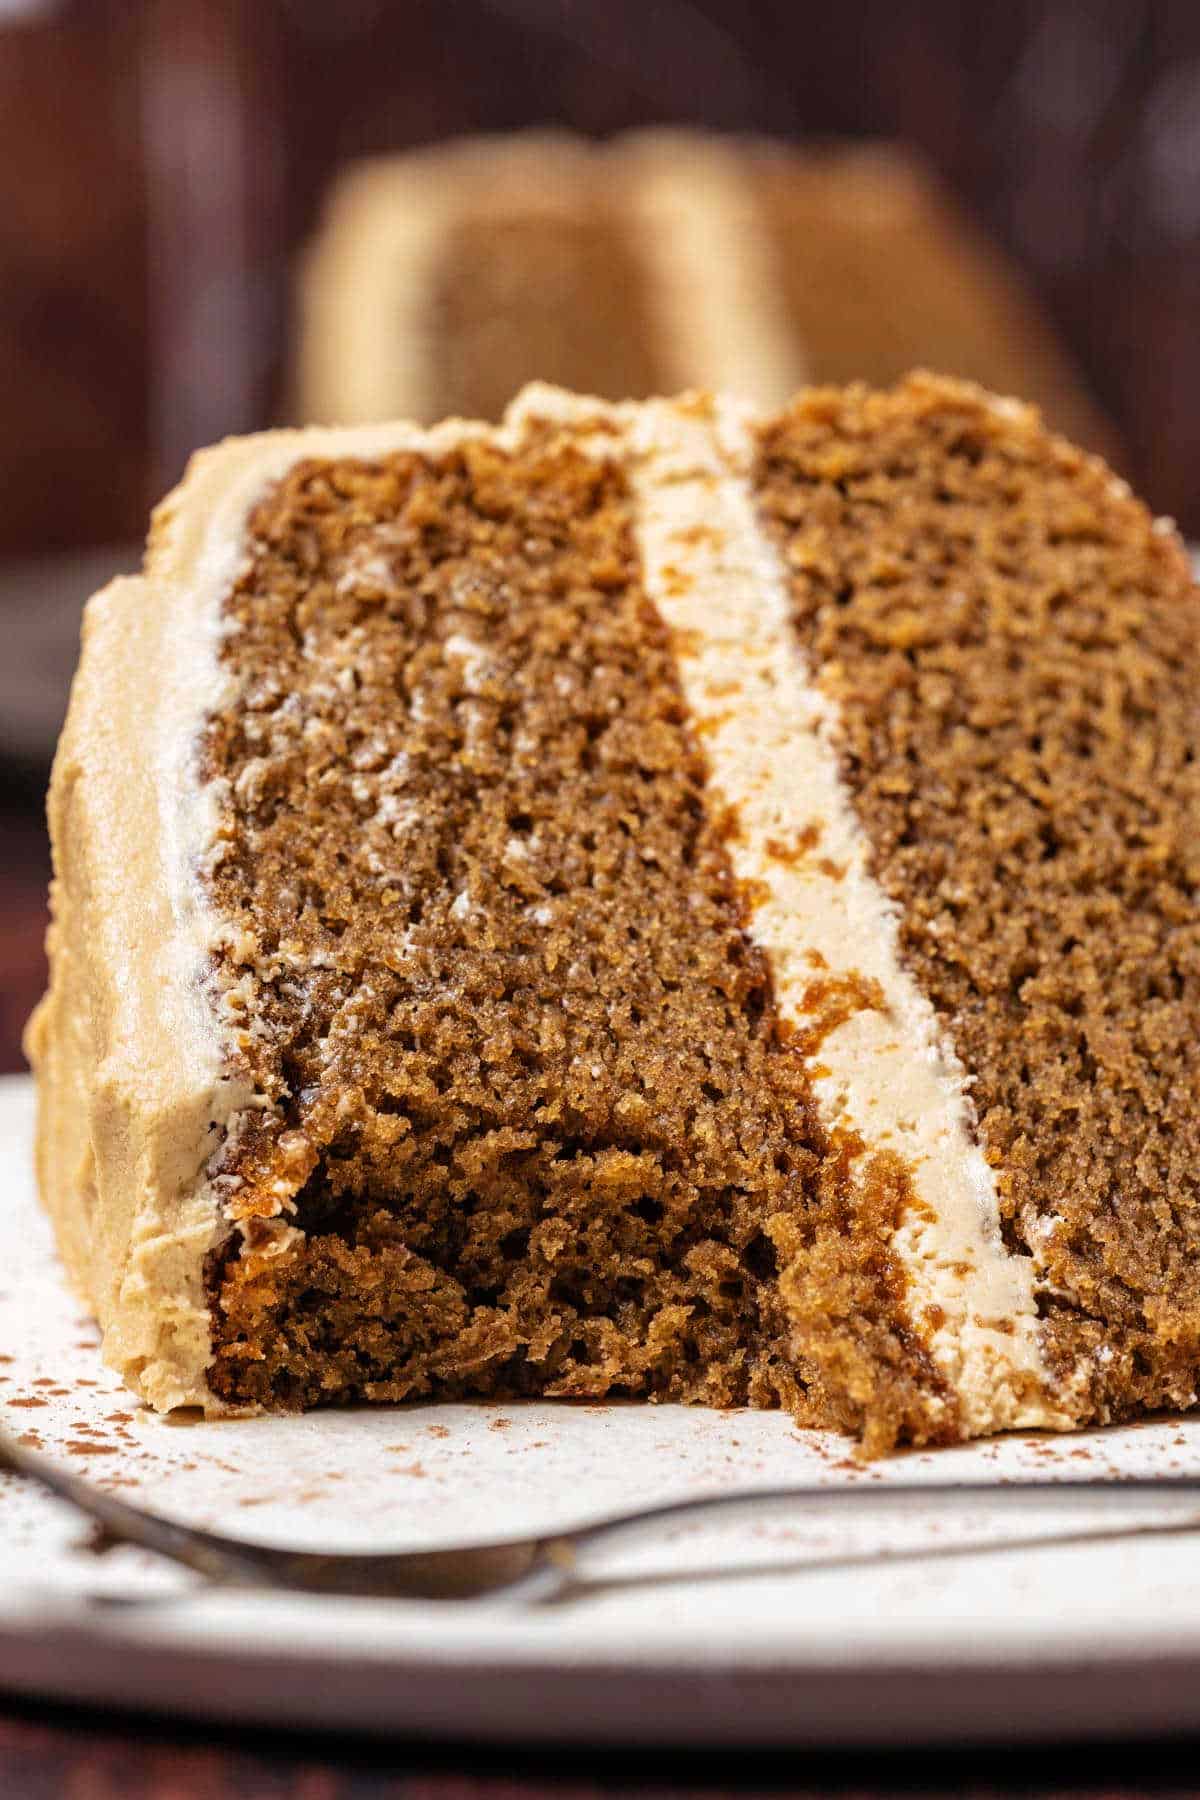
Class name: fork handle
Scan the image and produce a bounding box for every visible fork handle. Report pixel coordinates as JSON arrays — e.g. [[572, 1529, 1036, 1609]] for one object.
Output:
[[566, 1473, 1200, 1561]]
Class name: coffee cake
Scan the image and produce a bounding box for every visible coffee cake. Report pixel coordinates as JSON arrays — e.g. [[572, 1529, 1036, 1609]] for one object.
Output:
[[28, 375, 1197, 1450]]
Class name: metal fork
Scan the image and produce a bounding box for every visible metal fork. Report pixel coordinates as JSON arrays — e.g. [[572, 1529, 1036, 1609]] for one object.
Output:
[[4, 1423, 1200, 1603]]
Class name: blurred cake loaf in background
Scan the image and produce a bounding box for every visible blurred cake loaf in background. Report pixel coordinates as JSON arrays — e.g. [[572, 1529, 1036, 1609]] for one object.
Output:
[[296, 129, 1119, 459]]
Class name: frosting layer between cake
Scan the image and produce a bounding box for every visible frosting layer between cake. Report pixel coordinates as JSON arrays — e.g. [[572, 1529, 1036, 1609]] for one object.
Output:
[[620, 395, 1065, 1437]]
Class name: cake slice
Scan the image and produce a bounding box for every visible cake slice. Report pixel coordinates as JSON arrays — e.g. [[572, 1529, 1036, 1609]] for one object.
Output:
[[27, 375, 1200, 1451], [296, 130, 1120, 464]]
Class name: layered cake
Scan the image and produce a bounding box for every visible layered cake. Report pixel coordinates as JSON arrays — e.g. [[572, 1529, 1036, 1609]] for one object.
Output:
[[27, 374, 1200, 1452], [296, 130, 1119, 463]]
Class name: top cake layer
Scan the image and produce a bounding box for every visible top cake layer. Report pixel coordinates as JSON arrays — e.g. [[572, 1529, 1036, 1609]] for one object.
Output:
[[297, 130, 1120, 464], [28, 375, 1200, 1449]]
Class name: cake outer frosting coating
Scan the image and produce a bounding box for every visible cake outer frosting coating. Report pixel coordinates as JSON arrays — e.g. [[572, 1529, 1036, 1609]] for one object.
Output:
[[27, 414, 500, 1409]]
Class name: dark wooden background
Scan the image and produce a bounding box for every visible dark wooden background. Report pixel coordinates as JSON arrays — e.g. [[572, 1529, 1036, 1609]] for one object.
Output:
[[7, 1702, 1200, 1797], [7, 0, 1200, 556], [6, 0, 1200, 1074], [5, 0, 1200, 1783]]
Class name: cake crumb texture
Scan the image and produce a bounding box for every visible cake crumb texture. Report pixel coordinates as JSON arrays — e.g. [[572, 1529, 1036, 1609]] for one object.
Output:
[[201, 435, 831, 1414], [755, 372, 1200, 1427]]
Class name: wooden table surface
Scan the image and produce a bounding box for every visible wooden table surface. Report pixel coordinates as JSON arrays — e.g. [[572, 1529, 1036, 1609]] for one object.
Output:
[[2, 1698, 1200, 1798], [1, 787, 49, 1079]]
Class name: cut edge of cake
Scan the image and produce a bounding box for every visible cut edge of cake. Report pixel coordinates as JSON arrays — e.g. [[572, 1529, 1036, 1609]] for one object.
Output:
[[26, 409, 508, 1411], [23, 376, 1135, 1444]]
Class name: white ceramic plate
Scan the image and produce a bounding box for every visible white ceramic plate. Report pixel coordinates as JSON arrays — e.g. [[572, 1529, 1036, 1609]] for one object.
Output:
[[4, 1071, 1200, 1747]]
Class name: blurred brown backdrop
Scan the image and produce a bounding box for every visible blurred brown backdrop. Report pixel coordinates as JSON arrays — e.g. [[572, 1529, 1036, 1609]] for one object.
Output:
[[3, 0, 1200, 1069]]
